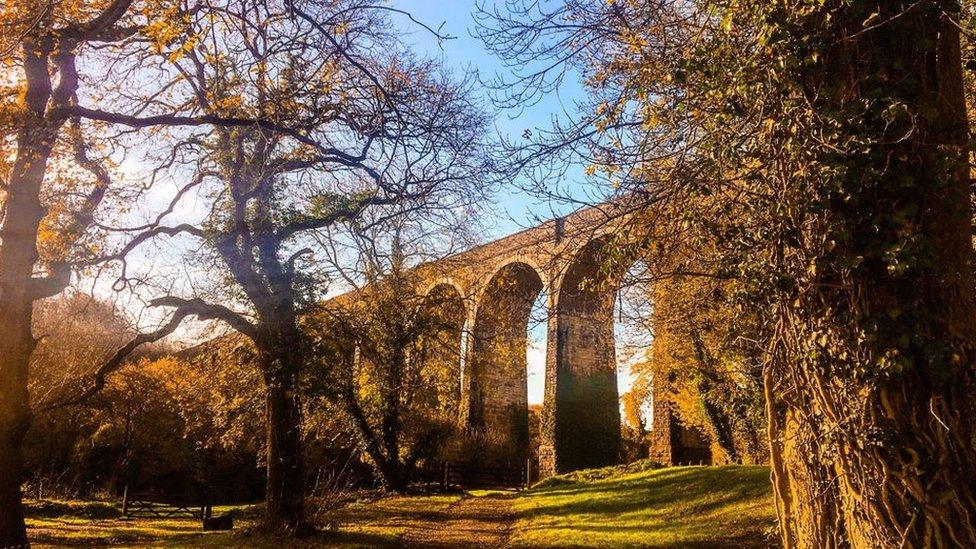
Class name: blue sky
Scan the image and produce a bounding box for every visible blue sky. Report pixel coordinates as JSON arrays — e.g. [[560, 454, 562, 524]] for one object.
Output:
[[392, 2, 643, 404], [393, 0, 589, 238]]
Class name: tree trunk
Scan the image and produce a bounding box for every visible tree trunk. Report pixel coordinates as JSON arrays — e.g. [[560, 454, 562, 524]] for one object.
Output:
[[340, 369, 409, 492], [378, 458, 406, 492], [0, 383, 30, 548], [261, 346, 305, 532], [379, 349, 406, 491], [0, 236, 38, 547], [0, 44, 61, 548], [769, 2, 976, 546]]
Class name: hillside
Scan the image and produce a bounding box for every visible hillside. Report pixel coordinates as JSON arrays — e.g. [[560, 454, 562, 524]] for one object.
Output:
[[509, 461, 776, 547], [27, 462, 776, 547]]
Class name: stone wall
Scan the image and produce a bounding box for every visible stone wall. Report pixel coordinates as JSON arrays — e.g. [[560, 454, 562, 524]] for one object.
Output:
[[647, 374, 714, 466]]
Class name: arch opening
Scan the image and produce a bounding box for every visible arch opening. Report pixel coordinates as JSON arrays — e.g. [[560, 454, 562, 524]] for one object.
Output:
[[416, 283, 466, 418], [614, 260, 656, 462], [527, 289, 549, 406], [466, 262, 545, 465], [613, 265, 713, 467]]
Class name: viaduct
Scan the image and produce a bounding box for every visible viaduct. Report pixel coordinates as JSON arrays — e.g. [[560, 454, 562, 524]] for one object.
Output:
[[362, 201, 713, 478]]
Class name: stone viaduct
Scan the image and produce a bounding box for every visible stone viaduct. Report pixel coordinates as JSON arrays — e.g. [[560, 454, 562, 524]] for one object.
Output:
[[379, 201, 712, 478]]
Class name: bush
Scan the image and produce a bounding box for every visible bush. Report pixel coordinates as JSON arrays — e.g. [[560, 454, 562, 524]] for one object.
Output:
[[438, 426, 527, 468], [24, 499, 121, 519], [532, 458, 664, 489]]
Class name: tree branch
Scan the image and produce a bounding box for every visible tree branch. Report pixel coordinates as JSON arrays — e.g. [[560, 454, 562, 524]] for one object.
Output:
[[76, 0, 133, 35], [40, 296, 258, 411], [28, 261, 71, 300], [89, 223, 205, 266], [65, 106, 367, 166], [148, 296, 258, 340], [275, 193, 399, 241], [38, 306, 193, 412]]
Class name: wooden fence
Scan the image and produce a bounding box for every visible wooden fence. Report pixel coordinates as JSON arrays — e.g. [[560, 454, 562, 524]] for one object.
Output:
[[120, 487, 212, 520], [440, 460, 533, 489]]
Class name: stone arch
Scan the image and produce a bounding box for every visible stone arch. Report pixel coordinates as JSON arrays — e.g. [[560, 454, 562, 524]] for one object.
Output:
[[419, 277, 467, 303], [416, 283, 467, 418], [465, 261, 545, 464], [477, 253, 550, 304], [544, 237, 626, 473]]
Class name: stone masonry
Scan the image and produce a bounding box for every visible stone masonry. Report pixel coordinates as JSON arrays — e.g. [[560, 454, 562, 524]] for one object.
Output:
[[335, 200, 703, 477]]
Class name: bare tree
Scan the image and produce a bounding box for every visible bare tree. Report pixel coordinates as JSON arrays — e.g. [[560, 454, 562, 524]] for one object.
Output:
[[311, 212, 479, 491], [80, 0, 491, 530]]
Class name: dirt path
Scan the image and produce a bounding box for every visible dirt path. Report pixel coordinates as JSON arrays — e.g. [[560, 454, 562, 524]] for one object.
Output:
[[398, 492, 516, 548]]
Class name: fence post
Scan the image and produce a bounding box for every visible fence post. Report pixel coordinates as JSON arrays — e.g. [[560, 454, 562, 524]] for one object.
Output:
[[525, 458, 532, 488], [200, 498, 212, 524], [121, 485, 129, 517]]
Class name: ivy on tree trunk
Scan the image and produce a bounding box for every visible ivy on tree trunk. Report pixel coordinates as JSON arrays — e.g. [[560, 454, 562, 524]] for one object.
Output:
[[767, 2, 976, 546]]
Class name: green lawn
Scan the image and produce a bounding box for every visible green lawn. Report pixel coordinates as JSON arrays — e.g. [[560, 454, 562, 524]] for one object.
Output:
[[26, 462, 776, 547], [510, 463, 776, 548]]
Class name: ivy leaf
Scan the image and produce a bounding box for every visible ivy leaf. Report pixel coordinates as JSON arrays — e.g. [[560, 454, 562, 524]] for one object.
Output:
[[863, 11, 880, 27]]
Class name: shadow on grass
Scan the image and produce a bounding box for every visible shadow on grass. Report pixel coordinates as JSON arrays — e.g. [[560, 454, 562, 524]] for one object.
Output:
[[511, 465, 775, 548], [197, 529, 402, 548], [330, 491, 514, 526], [525, 466, 770, 517], [25, 499, 121, 520]]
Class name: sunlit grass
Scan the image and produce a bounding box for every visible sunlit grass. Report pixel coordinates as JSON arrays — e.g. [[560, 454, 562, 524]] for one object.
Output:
[[27, 515, 213, 546], [26, 465, 775, 547], [25, 500, 261, 548], [509, 464, 776, 548]]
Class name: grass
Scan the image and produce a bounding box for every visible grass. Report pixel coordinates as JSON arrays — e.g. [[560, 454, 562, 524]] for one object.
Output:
[[26, 501, 262, 548], [25, 495, 461, 548], [26, 463, 775, 547], [323, 493, 462, 547], [510, 462, 776, 548]]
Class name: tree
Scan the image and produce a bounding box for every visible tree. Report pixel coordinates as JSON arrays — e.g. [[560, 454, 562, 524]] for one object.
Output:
[[638, 275, 767, 465], [29, 293, 136, 408], [24, 293, 137, 495], [315, 272, 463, 491], [478, 0, 976, 545], [1, 1, 310, 537], [28, 345, 268, 504], [312, 224, 474, 491], [0, 2, 185, 543], [26, 295, 298, 505], [87, 0, 490, 530]]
